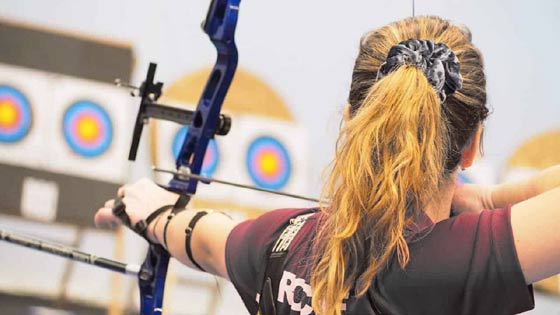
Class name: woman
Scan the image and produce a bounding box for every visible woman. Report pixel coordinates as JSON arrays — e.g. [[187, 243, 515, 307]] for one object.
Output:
[[96, 16, 560, 314]]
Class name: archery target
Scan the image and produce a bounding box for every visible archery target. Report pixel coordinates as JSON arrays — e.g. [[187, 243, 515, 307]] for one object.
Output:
[[457, 172, 474, 184], [0, 63, 52, 169], [151, 103, 235, 202], [172, 125, 220, 177], [245, 136, 291, 190], [47, 75, 134, 183], [227, 114, 312, 210], [63, 100, 113, 158], [0, 85, 32, 143]]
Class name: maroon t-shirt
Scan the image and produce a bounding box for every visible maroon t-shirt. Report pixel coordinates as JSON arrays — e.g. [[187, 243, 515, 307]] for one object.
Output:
[[226, 207, 534, 315]]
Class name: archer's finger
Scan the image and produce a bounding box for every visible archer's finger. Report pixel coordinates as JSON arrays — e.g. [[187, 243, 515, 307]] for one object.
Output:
[[104, 199, 116, 209], [117, 184, 128, 198], [94, 207, 121, 229]]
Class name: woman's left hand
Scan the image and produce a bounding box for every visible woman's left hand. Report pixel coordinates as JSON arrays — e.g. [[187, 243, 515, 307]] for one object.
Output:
[[94, 178, 179, 235]]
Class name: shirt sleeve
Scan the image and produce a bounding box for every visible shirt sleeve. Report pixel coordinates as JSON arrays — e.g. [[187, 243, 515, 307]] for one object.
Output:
[[461, 206, 534, 314], [225, 208, 312, 314]]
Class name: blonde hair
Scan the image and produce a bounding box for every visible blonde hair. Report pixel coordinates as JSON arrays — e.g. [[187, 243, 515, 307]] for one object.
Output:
[[310, 16, 488, 315]]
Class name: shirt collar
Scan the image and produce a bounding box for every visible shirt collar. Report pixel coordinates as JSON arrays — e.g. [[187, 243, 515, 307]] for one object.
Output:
[[403, 210, 434, 243]]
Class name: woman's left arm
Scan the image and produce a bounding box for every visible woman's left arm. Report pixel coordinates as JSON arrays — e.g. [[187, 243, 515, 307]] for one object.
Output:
[[94, 179, 236, 279]]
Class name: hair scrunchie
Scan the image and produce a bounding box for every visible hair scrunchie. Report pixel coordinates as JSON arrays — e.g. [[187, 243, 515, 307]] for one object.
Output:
[[376, 39, 463, 102]]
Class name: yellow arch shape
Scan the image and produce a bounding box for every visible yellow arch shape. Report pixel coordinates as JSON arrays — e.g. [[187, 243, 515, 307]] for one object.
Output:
[[505, 129, 560, 169], [161, 67, 293, 120], [149, 67, 294, 216]]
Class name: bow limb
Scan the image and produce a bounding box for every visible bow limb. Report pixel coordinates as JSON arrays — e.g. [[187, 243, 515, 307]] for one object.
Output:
[[139, 245, 169, 315], [171, 0, 240, 193]]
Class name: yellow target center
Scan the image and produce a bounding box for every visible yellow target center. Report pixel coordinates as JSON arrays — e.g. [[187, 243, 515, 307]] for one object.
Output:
[[0, 101, 17, 126], [260, 152, 278, 175], [78, 117, 100, 141]]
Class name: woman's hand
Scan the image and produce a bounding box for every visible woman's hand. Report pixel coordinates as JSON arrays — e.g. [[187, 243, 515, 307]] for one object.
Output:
[[95, 178, 234, 277], [94, 178, 179, 238], [451, 183, 495, 215]]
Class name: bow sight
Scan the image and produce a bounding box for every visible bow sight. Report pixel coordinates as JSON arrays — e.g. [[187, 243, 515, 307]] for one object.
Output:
[[121, 62, 232, 162]]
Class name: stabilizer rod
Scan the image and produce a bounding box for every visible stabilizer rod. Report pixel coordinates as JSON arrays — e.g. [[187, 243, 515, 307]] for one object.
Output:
[[0, 228, 141, 276]]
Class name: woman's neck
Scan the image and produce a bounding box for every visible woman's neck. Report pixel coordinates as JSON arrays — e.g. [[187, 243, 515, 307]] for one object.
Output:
[[423, 173, 457, 223]]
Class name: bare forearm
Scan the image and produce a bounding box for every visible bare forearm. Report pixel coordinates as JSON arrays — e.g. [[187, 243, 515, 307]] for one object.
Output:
[[94, 178, 237, 277], [493, 165, 560, 208], [150, 209, 235, 278]]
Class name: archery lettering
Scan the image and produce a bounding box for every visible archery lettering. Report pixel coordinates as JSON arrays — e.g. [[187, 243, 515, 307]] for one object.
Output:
[[278, 271, 313, 315], [277, 271, 347, 315]]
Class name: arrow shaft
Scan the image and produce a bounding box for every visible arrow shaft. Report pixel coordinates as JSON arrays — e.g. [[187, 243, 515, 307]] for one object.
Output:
[[153, 167, 322, 203]]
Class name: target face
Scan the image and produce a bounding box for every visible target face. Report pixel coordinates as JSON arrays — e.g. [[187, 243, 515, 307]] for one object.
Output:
[[246, 136, 291, 190], [0, 85, 32, 143], [63, 100, 113, 157], [173, 126, 220, 177]]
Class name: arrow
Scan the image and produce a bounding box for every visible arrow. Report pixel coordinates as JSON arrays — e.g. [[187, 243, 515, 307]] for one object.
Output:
[[152, 166, 323, 203]]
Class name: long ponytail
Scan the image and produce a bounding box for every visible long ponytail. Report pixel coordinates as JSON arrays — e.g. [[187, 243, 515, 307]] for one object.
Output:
[[310, 65, 446, 315]]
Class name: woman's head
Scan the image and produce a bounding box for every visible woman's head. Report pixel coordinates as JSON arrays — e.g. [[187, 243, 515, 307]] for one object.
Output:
[[349, 16, 488, 172], [311, 16, 489, 315]]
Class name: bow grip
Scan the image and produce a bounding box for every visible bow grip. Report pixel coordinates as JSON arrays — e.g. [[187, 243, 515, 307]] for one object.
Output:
[[112, 197, 132, 228]]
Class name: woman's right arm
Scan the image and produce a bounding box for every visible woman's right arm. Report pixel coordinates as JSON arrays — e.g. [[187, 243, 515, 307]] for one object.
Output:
[[511, 186, 560, 284], [492, 165, 560, 284], [452, 165, 560, 284]]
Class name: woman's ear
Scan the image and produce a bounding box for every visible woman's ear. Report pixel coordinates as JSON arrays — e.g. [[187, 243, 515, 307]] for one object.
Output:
[[460, 125, 483, 170]]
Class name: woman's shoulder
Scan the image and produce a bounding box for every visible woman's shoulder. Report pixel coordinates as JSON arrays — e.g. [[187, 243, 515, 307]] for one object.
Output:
[[438, 206, 512, 238], [225, 207, 320, 314], [412, 207, 514, 252], [230, 207, 319, 240], [374, 206, 533, 314]]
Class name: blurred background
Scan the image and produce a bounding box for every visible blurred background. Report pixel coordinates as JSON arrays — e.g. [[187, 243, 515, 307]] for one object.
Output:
[[0, 0, 559, 314]]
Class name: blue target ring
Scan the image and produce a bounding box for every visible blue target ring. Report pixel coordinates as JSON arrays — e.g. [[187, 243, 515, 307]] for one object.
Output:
[[0, 85, 32, 143], [246, 136, 291, 190], [173, 126, 220, 177], [457, 172, 474, 184], [63, 100, 113, 157]]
